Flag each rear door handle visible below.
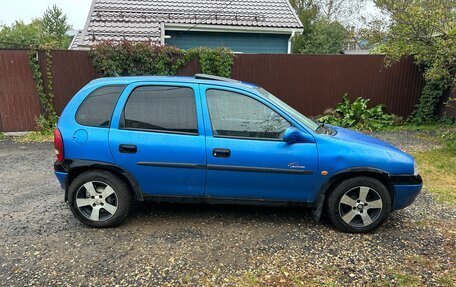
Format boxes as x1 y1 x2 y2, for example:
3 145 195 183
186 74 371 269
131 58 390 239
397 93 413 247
213 148 231 158
119 144 137 154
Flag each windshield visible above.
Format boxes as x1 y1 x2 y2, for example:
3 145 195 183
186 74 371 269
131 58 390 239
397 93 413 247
258 87 320 131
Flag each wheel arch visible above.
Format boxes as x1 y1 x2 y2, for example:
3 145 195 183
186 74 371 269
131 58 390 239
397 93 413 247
61 160 144 202
312 167 395 222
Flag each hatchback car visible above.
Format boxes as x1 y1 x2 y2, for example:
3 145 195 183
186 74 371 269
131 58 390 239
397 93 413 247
54 74 422 233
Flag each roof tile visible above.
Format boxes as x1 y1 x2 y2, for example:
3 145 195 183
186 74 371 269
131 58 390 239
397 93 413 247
72 0 302 49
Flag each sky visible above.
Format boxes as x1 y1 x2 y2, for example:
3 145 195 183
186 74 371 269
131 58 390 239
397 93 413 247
0 0 94 29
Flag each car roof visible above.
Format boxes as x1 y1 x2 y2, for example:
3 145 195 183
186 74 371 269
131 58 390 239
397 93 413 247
87 75 259 90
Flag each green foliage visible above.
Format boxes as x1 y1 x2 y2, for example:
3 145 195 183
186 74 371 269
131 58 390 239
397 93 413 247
440 129 456 150
374 0 455 82
20 131 54 142
293 18 348 54
290 0 349 54
90 41 234 78
184 47 234 78
318 94 396 131
410 80 447 124
41 5 72 48
90 41 184 76
0 5 71 49
29 49 58 133
0 20 44 48
373 0 455 120
358 18 388 50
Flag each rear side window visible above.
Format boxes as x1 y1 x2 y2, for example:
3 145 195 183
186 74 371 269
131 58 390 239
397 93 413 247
76 85 125 128
121 86 198 134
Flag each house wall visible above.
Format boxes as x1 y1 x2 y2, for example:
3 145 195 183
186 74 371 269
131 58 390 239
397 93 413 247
165 31 289 54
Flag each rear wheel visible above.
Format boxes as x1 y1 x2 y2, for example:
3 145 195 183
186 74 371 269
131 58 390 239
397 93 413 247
68 170 132 228
327 177 391 233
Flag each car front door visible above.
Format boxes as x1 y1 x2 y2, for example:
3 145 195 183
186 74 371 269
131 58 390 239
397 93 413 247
201 85 318 202
109 82 206 197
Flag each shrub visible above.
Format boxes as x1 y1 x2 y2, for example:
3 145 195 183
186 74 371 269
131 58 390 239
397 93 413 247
90 41 184 77
90 41 234 78
318 94 396 131
410 80 447 124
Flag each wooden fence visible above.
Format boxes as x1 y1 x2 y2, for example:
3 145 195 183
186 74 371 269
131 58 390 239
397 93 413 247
0 49 444 132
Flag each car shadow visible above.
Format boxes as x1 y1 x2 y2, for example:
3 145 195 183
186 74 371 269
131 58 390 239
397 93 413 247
128 201 319 226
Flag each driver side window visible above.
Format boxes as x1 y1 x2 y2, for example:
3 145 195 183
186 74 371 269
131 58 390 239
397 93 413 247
206 89 291 140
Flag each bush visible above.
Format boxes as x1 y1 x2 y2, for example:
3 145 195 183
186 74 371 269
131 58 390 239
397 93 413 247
90 41 184 77
318 94 396 131
90 41 234 78
410 80 447 124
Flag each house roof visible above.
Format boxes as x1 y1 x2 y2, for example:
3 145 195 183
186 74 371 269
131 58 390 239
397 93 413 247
70 0 303 49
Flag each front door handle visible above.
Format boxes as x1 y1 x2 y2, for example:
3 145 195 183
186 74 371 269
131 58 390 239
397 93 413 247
213 148 231 158
119 144 137 154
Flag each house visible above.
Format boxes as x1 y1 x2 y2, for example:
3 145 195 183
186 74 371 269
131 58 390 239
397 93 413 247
69 0 303 53
343 38 370 55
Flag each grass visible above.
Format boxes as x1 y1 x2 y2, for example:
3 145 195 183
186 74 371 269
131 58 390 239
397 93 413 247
390 272 423 287
0 132 5 140
18 131 54 143
411 147 456 205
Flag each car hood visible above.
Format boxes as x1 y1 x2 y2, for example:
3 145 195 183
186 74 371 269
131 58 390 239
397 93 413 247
329 126 399 150
315 125 414 175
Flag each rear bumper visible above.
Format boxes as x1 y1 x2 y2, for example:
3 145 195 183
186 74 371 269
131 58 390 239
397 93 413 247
54 161 67 188
390 175 422 210
55 171 68 189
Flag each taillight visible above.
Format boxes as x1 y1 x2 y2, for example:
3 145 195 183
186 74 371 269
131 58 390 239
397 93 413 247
54 128 64 162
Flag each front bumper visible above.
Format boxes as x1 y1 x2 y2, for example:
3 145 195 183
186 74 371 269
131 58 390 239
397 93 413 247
390 174 423 210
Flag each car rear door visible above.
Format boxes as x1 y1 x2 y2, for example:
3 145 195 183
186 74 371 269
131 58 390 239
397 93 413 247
109 82 206 197
201 85 318 202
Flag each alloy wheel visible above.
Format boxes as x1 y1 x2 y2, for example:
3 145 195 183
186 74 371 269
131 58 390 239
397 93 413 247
338 186 383 227
75 181 118 221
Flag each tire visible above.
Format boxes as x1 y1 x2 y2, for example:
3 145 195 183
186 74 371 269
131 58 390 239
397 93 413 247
68 170 132 228
326 177 391 233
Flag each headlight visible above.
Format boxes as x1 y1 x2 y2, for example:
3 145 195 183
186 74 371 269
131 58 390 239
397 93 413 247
414 160 419 176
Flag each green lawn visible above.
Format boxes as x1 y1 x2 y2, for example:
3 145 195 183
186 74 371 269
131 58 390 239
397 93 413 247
412 147 456 205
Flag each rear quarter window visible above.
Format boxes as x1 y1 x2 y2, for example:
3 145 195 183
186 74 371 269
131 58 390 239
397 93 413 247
75 85 126 128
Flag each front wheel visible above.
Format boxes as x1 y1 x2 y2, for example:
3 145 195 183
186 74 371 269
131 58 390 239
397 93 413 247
68 170 132 228
327 177 391 233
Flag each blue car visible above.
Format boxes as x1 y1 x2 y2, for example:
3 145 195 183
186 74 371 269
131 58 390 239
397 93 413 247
54 74 422 232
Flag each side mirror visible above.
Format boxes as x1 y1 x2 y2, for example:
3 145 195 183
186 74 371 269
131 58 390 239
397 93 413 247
283 127 315 144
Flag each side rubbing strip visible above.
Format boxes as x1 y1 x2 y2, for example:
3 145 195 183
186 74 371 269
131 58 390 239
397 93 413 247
207 164 313 175
137 162 205 169
136 162 313 174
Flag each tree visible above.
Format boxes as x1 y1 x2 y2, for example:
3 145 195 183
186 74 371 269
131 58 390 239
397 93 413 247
314 0 368 25
0 5 71 49
373 0 456 121
290 0 348 54
41 5 71 48
293 18 348 54
374 0 455 82
0 19 43 48
291 0 368 26
357 17 389 49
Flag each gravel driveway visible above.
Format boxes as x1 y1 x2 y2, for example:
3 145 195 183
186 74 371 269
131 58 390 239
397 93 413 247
0 133 454 286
